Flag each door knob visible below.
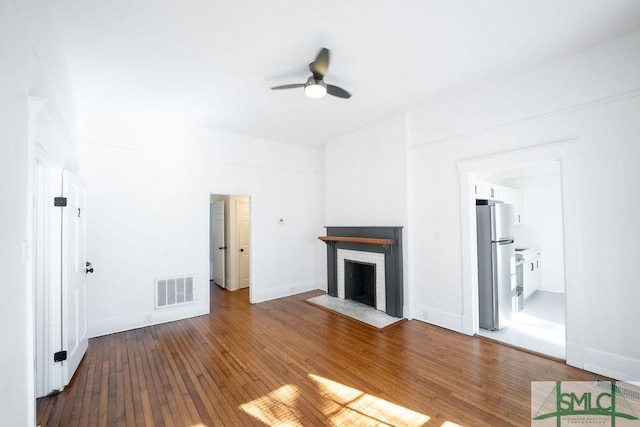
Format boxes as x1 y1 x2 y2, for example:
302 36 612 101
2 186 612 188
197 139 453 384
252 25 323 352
86 261 94 274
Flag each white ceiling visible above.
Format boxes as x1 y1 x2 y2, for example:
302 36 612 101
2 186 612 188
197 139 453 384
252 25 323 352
50 0 640 147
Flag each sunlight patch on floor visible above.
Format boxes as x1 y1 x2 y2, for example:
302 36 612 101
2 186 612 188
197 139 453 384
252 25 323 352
509 312 565 345
308 374 430 426
239 384 302 426
239 374 431 426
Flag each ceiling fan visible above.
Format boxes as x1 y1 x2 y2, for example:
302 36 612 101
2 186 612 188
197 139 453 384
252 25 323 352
271 48 351 99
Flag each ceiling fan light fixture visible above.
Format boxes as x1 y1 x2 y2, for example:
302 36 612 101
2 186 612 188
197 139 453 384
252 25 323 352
271 49 351 99
304 78 327 98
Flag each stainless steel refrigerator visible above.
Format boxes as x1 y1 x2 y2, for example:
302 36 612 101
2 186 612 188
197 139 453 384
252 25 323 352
476 202 516 330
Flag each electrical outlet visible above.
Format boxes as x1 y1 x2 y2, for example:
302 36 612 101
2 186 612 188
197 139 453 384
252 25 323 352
144 314 152 324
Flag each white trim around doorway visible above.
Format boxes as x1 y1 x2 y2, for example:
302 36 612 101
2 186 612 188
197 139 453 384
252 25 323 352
456 139 584 365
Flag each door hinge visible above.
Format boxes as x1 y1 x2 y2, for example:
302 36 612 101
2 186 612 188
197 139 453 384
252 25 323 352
54 197 67 207
54 350 67 362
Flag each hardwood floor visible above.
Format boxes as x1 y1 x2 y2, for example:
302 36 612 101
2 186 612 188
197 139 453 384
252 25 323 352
37 284 602 426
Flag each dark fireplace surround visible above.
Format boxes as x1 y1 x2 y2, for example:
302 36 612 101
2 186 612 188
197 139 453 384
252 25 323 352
319 226 403 318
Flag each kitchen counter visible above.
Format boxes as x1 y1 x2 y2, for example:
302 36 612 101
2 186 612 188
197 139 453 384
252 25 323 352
515 247 541 260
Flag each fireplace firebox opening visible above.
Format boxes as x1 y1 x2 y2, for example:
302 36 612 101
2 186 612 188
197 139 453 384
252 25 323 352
344 260 376 308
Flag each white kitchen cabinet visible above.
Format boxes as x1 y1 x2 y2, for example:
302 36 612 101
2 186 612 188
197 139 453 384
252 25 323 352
522 250 542 299
512 189 523 225
474 181 501 200
501 187 524 225
533 255 542 291
523 260 536 299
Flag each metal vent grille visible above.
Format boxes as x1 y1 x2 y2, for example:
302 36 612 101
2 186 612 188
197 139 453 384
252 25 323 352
594 380 640 401
155 275 194 309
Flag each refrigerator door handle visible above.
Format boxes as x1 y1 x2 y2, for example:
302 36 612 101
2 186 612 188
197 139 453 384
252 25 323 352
498 239 515 245
490 205 496 241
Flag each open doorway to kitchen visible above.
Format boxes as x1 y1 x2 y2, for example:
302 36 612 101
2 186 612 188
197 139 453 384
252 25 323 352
457 141 578 360
209 194 251 300
474 165 566 359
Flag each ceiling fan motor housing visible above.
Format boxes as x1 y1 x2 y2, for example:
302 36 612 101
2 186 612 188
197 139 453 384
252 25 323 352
305 76 326 89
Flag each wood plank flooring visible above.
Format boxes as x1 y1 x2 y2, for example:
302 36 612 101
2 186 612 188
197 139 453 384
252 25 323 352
37 284 603 426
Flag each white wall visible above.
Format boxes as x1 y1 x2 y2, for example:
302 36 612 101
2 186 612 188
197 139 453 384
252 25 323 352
407 31 640 379
325 115 408 226
78 115 319 337
504 174 565 293
315 146 327 290
0 0 77 425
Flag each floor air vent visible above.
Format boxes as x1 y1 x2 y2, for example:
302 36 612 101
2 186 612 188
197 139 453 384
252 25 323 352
594 380 640 401
155 275 194 309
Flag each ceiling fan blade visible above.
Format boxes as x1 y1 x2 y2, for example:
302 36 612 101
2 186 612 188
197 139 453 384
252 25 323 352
327 84 351 99
271 83 305 90
310 48 330 78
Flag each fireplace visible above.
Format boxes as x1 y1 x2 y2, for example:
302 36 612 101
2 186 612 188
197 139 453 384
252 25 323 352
319 226 403 317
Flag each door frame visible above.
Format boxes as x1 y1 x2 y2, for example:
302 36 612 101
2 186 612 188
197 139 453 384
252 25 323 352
209 194 253 301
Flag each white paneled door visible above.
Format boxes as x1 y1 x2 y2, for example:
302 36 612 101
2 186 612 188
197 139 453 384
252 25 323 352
237 200 250 289
213 200 226 288
61 170 89 386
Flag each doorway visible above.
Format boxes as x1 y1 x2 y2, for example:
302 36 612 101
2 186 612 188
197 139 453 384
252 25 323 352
209 194 251 295
457 141 578 360
474 167 566 359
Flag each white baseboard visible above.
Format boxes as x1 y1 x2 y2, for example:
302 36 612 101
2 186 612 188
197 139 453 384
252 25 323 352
251 279 317 303
461 316 475 336
567 342 640 381
89 302 210 338
315 278 328 292
566 341 585 369
411 304 464 333
403 305 413 320
225 279 239 291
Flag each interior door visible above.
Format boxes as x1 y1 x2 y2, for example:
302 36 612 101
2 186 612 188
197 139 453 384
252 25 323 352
61 170 89 386
237 200 250 289
212 200 226 288
35 163 65 396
